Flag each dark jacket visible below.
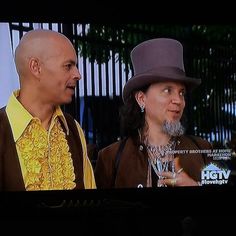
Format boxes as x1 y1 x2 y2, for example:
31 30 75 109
0 108 84 191
95 135 212 188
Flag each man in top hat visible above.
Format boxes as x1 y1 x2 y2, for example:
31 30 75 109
95 38 212 188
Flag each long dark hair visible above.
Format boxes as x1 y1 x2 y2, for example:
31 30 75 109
120 85 150 138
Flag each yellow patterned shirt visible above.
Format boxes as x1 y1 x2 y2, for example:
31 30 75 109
6 90 96 190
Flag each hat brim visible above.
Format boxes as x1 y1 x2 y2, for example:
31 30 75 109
123 70 201 103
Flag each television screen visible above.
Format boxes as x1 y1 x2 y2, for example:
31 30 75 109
0 22 235 190
0 17 236 234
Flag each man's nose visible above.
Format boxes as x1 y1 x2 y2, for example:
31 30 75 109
73 67 81 81
171 93 184 104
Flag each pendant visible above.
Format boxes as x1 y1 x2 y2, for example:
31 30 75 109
156 159 162 172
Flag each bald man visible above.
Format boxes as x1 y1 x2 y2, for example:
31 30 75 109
0 29 96 191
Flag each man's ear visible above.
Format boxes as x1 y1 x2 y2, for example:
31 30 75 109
29 57 41 78
134 90 145 107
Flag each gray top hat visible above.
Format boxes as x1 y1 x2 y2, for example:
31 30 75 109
122 38 201 103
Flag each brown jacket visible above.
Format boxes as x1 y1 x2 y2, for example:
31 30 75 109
0 108 84 191
95 135 212 188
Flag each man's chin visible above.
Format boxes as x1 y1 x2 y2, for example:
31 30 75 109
167 119 181 124
60 97 72 105
162 120 185 137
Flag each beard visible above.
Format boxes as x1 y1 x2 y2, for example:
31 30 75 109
162 120 185 137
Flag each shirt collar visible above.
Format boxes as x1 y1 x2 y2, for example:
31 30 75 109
6 90 69 142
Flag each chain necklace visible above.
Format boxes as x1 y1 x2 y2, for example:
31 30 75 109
146 139 175 163
146 138 176 187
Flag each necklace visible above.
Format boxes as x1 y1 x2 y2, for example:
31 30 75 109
146 138 176 187
146 139 175 162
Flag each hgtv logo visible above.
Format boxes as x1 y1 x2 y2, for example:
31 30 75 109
201 163 231 185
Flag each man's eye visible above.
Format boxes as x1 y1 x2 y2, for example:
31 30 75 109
163 88 171 93
65 64 72 69
180 91 185 96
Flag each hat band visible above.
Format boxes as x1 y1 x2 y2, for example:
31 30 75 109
134 66 186 78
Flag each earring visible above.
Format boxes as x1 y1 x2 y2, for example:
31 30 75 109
140 105 145 113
